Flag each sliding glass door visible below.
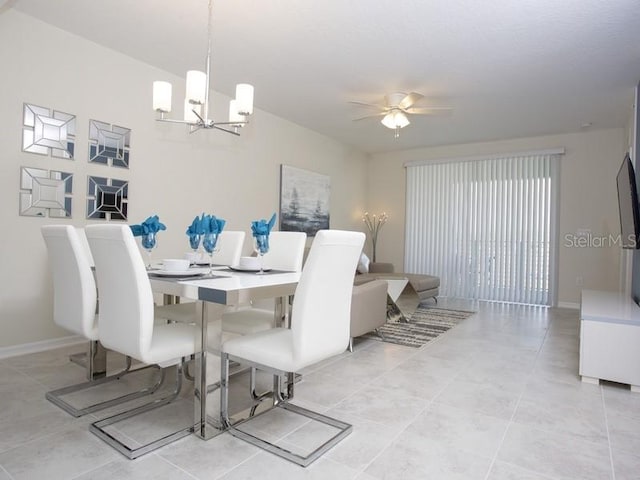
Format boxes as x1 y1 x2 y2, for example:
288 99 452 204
405 151 561 305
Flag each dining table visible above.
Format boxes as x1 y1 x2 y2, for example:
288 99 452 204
148 265 300 440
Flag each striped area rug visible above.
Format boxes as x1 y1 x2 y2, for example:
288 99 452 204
362 304 475 348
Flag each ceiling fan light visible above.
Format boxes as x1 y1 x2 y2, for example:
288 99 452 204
186 70 206 105
395 111 410 128
381 111 409 129
381 112 395 129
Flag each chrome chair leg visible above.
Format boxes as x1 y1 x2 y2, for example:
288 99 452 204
46 356 162 417
284 372 295 400
90 361 195 459
87 340 108 379
220 353 352 467
248 368 296 416
69 341 108 380
183 355 195 381
249 367 273 401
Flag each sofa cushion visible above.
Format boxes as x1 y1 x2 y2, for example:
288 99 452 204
355 272 382 285
368 262 394 273
350 279 388 338
405 274 440 292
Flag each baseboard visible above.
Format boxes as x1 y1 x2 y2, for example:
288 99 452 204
0 335 84 360
557 301 580 310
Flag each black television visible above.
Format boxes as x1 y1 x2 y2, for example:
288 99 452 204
616 153 640 249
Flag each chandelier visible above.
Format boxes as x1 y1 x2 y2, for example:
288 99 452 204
152 0 254 135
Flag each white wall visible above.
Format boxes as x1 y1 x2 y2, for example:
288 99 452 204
367 128 627 306
0 10 368 348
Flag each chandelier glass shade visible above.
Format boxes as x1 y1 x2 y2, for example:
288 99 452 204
152 0 254 135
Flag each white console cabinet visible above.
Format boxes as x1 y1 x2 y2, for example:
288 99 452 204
580 289 640 392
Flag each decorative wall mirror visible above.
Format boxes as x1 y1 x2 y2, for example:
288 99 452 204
19 167 73 217
22 103 75 159
88 120 131 168
86 176 128 220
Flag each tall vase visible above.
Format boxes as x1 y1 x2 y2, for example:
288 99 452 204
363 211 388 263
371 235 377 262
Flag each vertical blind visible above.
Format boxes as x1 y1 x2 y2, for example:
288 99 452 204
405 151 561 305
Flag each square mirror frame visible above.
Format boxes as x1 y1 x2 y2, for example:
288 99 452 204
87 175 128 220
22 103 75 159
20 167 73 217
88 120 131 168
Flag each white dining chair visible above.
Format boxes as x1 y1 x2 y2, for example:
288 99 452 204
65 227 107 378
41 226 97 345
210 230 245 266
76 227 94 267
222 231 307 335
42 225 163 417
154 230 246 324
85 224 199 459
220 230 365 467
260 231 307 271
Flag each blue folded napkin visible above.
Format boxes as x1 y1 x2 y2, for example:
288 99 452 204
202 214 226 234
185 214 205 236
130 215 166 237
251 213 276 237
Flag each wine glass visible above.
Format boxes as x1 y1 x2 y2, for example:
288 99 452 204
202 232 219 274
141 232 157 270
253 234 269 275
188 234 201 265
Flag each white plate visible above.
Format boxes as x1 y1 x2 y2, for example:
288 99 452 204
229 265 272 273
150 270 205 277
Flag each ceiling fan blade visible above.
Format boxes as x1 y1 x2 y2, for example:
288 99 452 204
398 92 424 110
352 112 386 121
406 106 453 115
348 101 384 110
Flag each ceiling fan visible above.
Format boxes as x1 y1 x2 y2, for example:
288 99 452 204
350 92 451 138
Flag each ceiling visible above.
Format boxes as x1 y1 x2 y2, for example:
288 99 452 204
7 0 640 154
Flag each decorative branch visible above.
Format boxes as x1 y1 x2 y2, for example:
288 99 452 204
362 211 388 262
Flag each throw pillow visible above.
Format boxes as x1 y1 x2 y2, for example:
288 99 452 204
357 252 370 274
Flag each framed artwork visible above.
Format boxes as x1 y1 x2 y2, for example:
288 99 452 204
279 165 330 236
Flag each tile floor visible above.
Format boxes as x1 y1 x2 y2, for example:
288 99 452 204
1 298 640 479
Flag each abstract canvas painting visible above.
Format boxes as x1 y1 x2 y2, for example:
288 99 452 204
279 165 330 236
